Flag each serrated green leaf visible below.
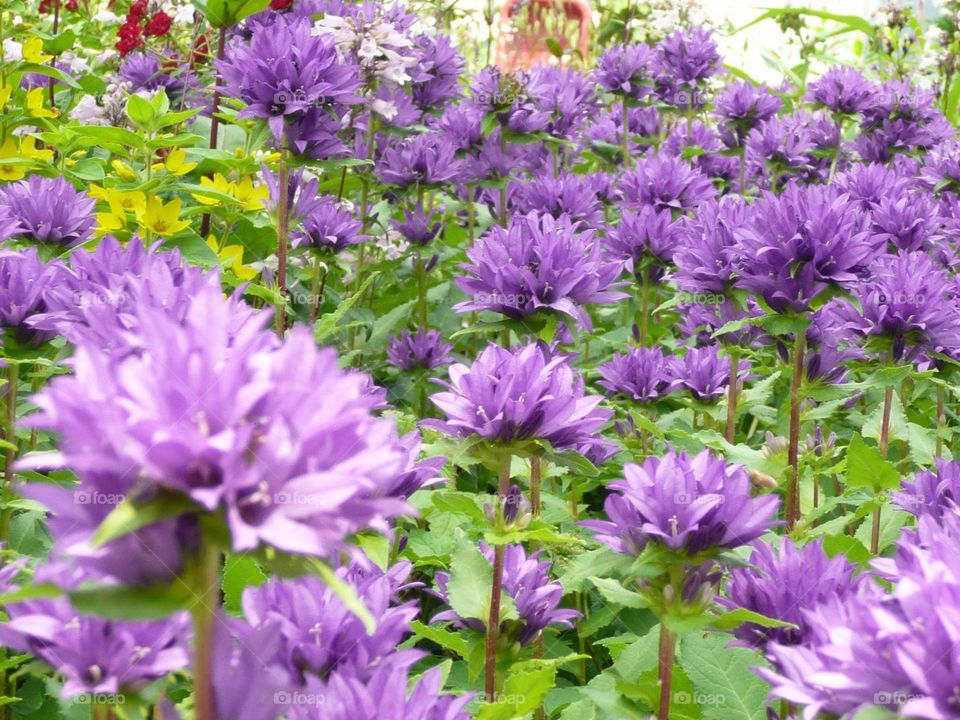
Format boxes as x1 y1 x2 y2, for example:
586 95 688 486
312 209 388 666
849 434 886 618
680 633 770 720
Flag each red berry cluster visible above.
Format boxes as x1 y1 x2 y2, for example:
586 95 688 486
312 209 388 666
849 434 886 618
116 0 172 56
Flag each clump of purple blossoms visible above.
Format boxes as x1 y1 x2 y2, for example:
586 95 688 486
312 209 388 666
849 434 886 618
806 66 876 115
618 154 716 214
218 16 360 157
733 184 874 313
719 538 863 650
0 248 66 346
411 33 464 111
291 195 364 253
674 345 750 403
424 342 611 451
24 283 412 560
713 80 782 149
597 346 680 403
454 212 625 331
672 196 747 294
0 176 95 248
510 174 605 227
391 203 444 246
433 543 579 646
527 65 599 142
857 80 953 163
604 205 682 284
894 458 960 522
582 448 779 557
387 327 453 371
655 26 720 110
594 44 655 100
376 132 463 189
0 564 190 698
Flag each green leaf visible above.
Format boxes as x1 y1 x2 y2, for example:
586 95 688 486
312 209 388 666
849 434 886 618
845 433 900 494
445 539 516 625
589 577 648 609
92 492 198 547
823 534 872 565
410 620 469 659
314 272 379 342
126 94 156 129
476 661 557 720
221 554 267 614
0 583 61 606
711 608 796 631
311 558 376 634
680 633 770 720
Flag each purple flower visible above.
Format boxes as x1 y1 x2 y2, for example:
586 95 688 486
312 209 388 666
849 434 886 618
594 44 655 100
847 251 960 361
119 52 179 93
23 283 411 559
833 162 915 211
856 80 953 162
433 543 579 645
674 345 749 402
662 120 737 182
0 206 21 242
376 133 463 189
584 105 660 159
596 346 680 403
510 174 605 227
0 176 95 248
618 154 716 214
384 431 446 500
219 16 358 136
467 67 549 134
806 66 876 115
744 114 816 189
672 197 747 294
713 80 782 148
894 458 960 521
391 204 445 246
654 27 720 109
291 195 364 253
582 448 779 557
719 538 863 650
0 248 66 345
386 327 453 371
0 565 190 698
678 298 766 348
242 560 419 683
870 193 942 253
526 65 598 140
424 341 611 451
411 33 464 110
733 184 874 313
454 212 625 331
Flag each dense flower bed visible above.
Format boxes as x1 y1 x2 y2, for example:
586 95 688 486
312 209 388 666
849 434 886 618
2 1 960 718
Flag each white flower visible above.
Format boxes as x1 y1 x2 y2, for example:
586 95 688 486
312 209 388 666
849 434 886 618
2 39 23 62
70 95 107 126
92 9 122 22
370 98 398 120
172 3 195 25
62 52 90 74
358 37 380 61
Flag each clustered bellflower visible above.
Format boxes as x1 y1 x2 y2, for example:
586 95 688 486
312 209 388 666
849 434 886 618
0 176 96 248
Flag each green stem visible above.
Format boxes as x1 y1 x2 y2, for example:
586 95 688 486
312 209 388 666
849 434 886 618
529 456 541 518
621 96 631 167
485 454 512 702
416 251 427 326
786 328 806 531
199 25 227 239
309 254 327 325
657 624 677 720
725 349 739 443
275 146 289 334
872 383 894 554
936 385 946 457
2 363 18 548
191 541 220 720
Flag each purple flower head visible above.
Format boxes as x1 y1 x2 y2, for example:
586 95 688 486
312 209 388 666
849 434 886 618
870 193 943 253
662 120 737 182
411 33 464 110
436 105 484 153
594 43 655 100
733 184 875 313
242 560 419 683
424 341 611 451
433 543 579 645
391 203 445 246
376 133 462 189
674 345 749 402
850 251 960 361
743 114 816 189
894 458 960 522
833 162 915 211
0 248 66 345
384 431 446 500
526 65 598 140
654 27 720 109
719 538 863 650
454 212 626 331
119 53 179 93
467 67 549 134
584 105 660 159
0 565 190 698
582 448 779 557
806 66 876 115
618 154 716 214
857 80 954 162
510 174 605 227
290 655 473 720
386 327 453 371
291 195 364 253
677 298 766 348
0 206 21 243
713 80 782 148
605 203 686 283
920 140 960 195
596 346 680 403
24 283 411 559
672 196 747 294
0 176 95 248
218 16 360 144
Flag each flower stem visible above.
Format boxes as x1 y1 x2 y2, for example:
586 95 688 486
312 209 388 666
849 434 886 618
529 456 541 518
936 385 946 457
725 348 739 443
872 384 894 554
786 329 806 531
275 147 289 334
199 25 228 239
484 453 511 702
191 540 221 720
639 271 650 345
621 96 631 167
2 362 18 549
657 624 677 720
309 254 328 325
415 251 427 326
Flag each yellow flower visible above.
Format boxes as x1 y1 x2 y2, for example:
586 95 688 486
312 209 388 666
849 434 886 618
232 176 268 211
18 136 53 162
154 148 197 177
137 196 190 236
96 211 125 236
0 136 53 181
192 173 233 206
111 160 138 182
0 84 11 110
22 37 52 64
26 87 57 119
106 189 146 217
206 235 257 281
